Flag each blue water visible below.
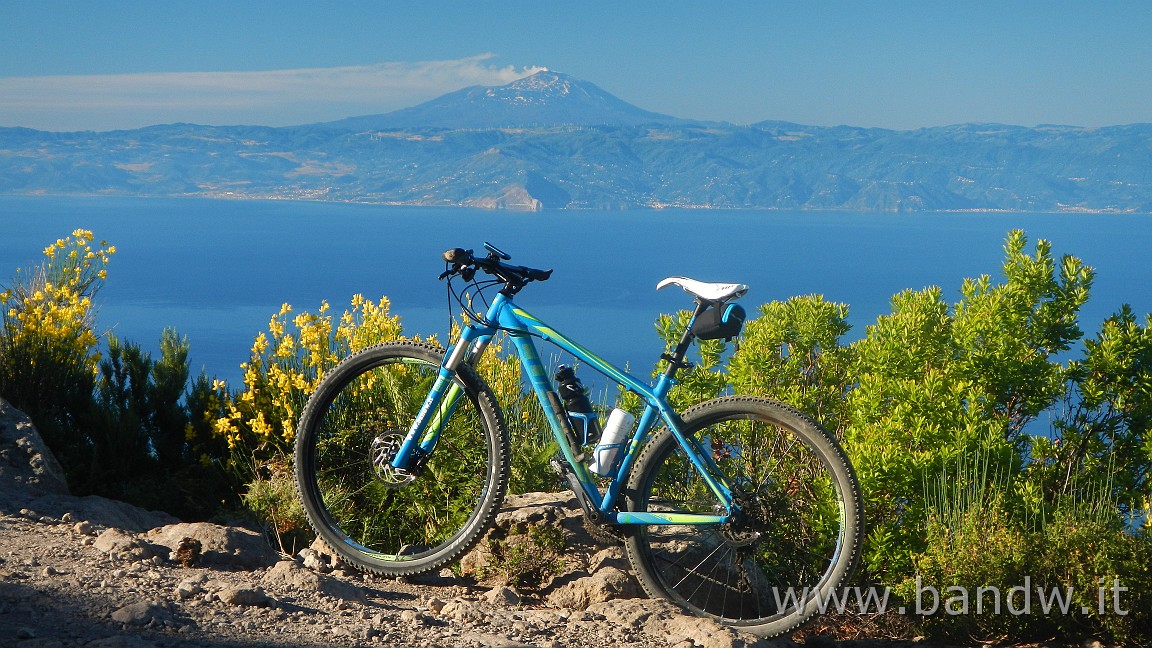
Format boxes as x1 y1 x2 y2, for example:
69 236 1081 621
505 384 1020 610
2 196 1150 388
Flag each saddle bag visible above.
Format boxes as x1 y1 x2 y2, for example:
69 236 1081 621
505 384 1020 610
691 302 746 341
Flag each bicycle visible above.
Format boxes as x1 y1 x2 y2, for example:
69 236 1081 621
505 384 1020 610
294 242 863 637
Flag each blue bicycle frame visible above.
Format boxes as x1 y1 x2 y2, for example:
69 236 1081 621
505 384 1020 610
390 291 738 527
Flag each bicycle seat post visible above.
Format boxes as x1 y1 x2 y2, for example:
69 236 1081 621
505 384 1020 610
660 300 709 379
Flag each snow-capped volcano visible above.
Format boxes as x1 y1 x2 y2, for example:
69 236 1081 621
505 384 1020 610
317 70 687 130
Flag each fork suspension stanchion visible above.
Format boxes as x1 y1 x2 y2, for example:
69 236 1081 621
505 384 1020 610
391 324 496 468
390 368 456 469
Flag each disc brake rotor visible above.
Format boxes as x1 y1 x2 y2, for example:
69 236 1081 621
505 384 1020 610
370 433 416 487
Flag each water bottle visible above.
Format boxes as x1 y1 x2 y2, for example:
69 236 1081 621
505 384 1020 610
554 365 600 443
588 408 634 477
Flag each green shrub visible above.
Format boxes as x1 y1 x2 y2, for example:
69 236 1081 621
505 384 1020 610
905 459 1152 643
1034 305 1152 521
845 231 1093 582
1024 480 1152 644
900 453 1038 640
728 294 854 434
478 522 567 589
905 500 1034 640
242 454 310 554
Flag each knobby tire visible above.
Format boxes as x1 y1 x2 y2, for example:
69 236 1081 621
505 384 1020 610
294 341 510 576
623 396 862 638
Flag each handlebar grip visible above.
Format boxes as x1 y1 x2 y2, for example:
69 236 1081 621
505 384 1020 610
443 248 473 264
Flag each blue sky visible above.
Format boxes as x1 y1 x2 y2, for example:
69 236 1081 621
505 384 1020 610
2 1 1150 132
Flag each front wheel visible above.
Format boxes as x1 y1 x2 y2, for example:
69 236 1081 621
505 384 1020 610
623 396 862 638
294 341 509 576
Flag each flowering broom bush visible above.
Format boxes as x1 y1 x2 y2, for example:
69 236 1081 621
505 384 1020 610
0 229 113 483
208 296 404 543
1 230 235 518
212 297 555 546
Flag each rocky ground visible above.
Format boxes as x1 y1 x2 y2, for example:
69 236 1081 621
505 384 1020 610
0 398 911 648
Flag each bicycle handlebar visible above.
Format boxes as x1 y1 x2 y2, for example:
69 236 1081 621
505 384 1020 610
440 246 553 292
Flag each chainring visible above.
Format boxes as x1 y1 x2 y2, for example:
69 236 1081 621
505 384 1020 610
582 512 625 546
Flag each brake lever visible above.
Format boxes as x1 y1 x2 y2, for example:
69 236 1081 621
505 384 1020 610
438 263 478 281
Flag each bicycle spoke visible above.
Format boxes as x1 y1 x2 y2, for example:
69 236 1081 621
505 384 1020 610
669 533 728 590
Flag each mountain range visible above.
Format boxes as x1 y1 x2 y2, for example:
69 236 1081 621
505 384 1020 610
1 70 1149 212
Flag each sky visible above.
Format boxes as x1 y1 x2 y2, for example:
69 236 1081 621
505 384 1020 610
2 1 1150 132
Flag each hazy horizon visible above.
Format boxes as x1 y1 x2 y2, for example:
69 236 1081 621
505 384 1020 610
3 2 1151 132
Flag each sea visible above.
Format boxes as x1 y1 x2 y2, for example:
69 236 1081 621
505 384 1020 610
2 195 1150 391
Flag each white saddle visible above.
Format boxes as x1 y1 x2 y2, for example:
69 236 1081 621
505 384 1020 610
657 276 748 302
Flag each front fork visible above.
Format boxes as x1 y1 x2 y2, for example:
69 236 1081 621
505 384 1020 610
389 327 493 472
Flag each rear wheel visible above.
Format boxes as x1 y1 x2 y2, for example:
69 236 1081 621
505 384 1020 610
294 341 509 576
624 396 862 638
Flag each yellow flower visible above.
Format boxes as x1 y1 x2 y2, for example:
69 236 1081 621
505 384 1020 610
250 413 272 439
213 418 233 436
